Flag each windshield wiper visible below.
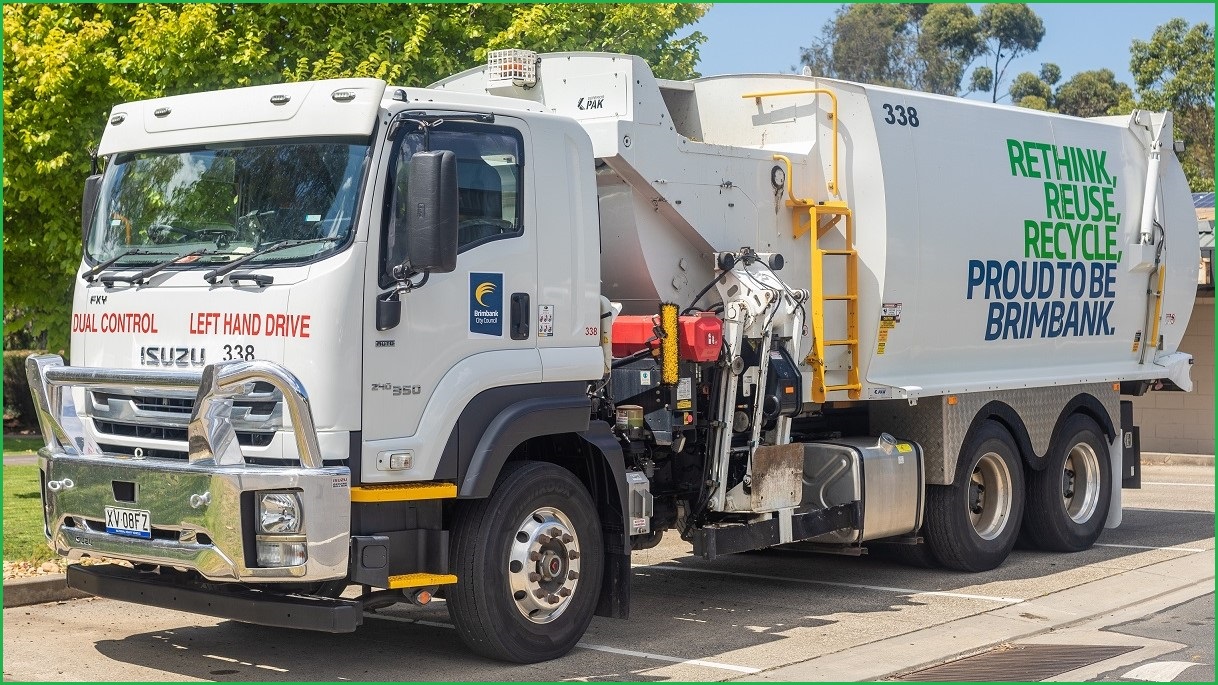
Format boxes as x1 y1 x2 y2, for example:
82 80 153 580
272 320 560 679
204 237 341 285
100 249 209 287
82 249 171 282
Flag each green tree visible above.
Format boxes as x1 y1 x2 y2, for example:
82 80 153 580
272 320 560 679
1130 18 1214 192
2 3 708 350
800 3 984 95
1053 69 1133 118
971 3 1045 103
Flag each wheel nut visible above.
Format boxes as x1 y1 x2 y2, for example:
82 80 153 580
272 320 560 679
568 570 579 580
568 550 580 560
561 533 573 544
537 534 551 545
559 587 571 597
528 551 541 561
534 588 547 598
549 527 561 537
546 594 560 605
528 572 541 582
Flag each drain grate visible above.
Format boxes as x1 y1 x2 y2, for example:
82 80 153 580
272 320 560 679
895 644 1138 681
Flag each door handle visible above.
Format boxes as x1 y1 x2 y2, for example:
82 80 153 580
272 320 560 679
510 292 530 340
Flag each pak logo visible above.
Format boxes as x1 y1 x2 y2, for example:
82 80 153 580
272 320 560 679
577 95 604 111
470 272 504 337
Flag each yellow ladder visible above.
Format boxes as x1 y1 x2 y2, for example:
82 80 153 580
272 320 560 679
742 87 859 402
787 193 861 402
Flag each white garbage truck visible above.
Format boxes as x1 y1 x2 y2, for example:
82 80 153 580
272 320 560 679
29 51 1197 662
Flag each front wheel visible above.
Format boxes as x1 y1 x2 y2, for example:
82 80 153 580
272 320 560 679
447 461 603 663
1022 414 1112 552
924 421 1025 572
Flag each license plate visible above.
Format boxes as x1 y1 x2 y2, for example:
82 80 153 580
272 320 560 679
104 506 151 539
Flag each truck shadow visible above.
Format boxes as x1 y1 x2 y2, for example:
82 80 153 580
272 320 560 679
89 508 1211 681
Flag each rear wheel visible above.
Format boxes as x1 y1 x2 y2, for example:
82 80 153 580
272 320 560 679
924 421 1025 572
1022 414 1111 552
447 461 603 663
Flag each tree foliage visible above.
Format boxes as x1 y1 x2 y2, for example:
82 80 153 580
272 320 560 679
2 3 708 349
1054 69 1133 119
973 3 1045 103
1011 66 1133 119
800 3 984 95
1130 18 1214 192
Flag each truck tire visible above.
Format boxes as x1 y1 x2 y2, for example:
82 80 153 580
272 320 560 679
447 461 604 663
1022 414 1111 552
924 421 1024 572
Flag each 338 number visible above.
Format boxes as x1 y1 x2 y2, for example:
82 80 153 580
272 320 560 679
223 344 256 361
881 103 920 127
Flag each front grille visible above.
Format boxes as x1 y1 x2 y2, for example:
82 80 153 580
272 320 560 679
95 423 274 447
92 392 277 418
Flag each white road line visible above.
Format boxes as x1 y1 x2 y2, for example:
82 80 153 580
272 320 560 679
638 564 1025 604
363 613 760 673
1096 543 1208 553
1122 660 1201 681
1125 507 1216 516
256 664 290 673
203 654 239 663
1140 481 1215 488
575 642 761 674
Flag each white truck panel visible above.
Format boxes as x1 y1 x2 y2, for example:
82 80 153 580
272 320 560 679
98 78 387 155
434 54 1198 401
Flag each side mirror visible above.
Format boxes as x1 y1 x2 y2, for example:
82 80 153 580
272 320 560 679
82 174 102 245
391 149 458 276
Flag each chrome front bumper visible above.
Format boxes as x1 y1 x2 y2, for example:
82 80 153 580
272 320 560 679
27 355 350 582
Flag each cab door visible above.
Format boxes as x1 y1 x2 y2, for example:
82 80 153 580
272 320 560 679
361 116 539 479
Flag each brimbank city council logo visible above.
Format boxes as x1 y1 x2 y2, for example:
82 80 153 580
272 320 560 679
470 272 503 337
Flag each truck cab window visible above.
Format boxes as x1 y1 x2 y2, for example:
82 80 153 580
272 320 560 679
88 141 367 267
390 125 523 253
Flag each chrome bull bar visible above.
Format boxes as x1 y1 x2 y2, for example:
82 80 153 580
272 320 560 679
25 354 350 582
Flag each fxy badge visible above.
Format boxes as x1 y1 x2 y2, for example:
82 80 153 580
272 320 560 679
470 272 504 338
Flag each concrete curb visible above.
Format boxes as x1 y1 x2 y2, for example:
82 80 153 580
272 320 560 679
1142 452 1215 467
2 573 89 608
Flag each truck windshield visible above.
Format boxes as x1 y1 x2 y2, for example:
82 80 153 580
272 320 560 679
85 141 368 267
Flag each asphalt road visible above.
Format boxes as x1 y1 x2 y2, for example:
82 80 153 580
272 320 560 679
3 462 1213 682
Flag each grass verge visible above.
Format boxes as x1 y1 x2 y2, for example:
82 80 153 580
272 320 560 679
2 435 42 455
3 464 54 564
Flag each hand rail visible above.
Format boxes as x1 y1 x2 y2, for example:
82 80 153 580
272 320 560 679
741 87 840 197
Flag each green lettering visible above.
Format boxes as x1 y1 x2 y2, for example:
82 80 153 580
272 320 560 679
1053 222 1070 259
1053 145 1073 181
1043 182 1062 219
1101 186 1117 223
1024 220 1041 257
1077 147 1095 183
1041 220 1054 258
1023 141 1042 179
1105 224 1119 261
1060 182 1076 220
1080 224 1095 260
1007 139 1029 177
1066 221 1082 259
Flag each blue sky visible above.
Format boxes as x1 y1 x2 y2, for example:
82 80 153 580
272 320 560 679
692 3 1216 99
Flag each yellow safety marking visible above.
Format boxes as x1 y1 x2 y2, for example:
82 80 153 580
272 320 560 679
388 573 458 589
349 482 457 503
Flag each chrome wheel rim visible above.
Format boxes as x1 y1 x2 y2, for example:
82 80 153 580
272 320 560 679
1063 443 1101 523
508 506 581 624
967 451 1013 540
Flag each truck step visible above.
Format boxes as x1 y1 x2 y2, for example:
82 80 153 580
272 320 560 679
690 502 860 560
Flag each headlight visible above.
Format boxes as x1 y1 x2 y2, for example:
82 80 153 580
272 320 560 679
258 491 302 534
